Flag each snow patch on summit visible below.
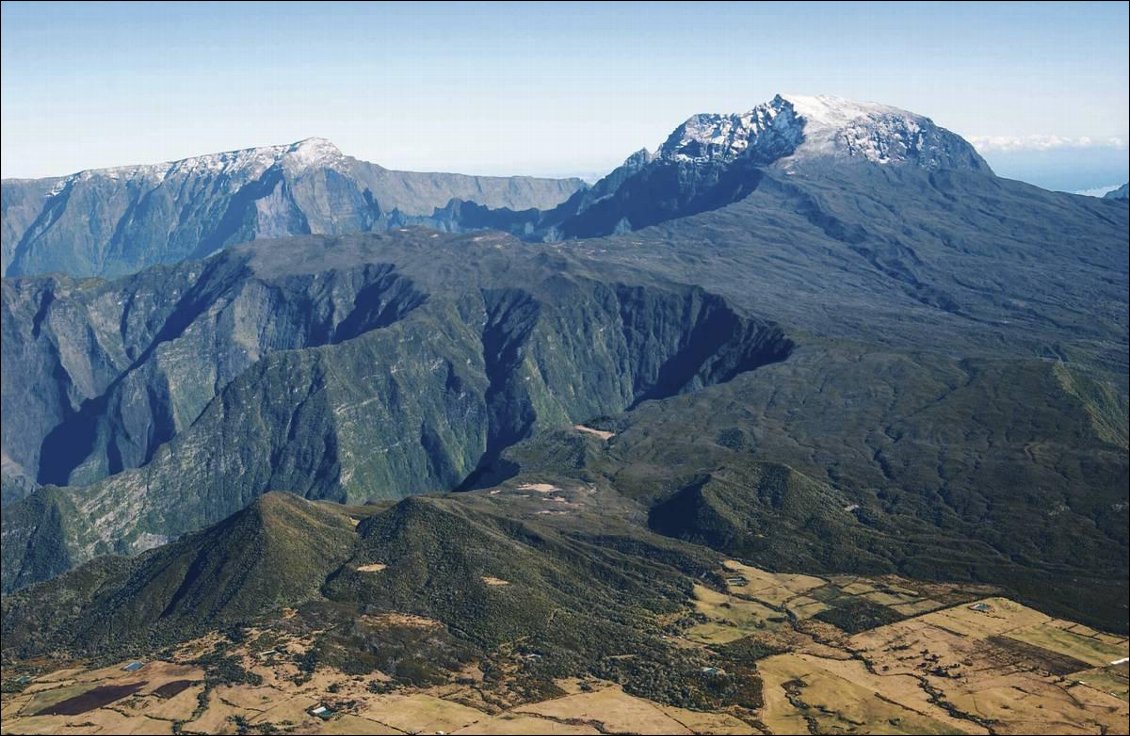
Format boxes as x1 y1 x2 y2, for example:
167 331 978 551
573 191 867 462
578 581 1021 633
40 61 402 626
782 94 912 129
48 138 349 196
163 137 348 178
281 137 348 170
635 94 989 174
782 94 921 159
779 94 989 171
655 96 804 165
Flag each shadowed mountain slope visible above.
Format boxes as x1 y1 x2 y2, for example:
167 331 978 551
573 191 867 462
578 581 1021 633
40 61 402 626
2 231 791 591
1 490 718 665
1 138 584 278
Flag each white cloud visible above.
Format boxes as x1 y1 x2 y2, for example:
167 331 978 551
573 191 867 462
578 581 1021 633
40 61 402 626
1073 184 1123 197
969 135 1127 153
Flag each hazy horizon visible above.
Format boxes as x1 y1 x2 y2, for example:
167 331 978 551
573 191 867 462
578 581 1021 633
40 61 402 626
2 1 1127 191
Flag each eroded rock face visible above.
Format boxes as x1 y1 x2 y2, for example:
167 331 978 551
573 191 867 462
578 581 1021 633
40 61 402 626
1 138 585 278
1 230 791 591
5 260 427 488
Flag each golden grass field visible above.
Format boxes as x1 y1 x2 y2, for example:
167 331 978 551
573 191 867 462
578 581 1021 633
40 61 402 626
3 562 1126 735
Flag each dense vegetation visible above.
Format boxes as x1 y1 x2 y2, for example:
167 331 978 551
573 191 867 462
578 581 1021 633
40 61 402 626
2 134 1126 642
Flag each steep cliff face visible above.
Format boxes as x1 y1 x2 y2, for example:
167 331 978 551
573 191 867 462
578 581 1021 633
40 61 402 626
1 230 791 591
3 259 427 488
1 177 58 272
1 138 585 278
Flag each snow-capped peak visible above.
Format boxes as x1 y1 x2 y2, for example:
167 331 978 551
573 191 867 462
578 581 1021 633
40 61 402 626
162 137 348 178
48 138 350 194
780 94 936 167
280 137 347 169
655 95 803 165
780 94 913 130
646 94 989 173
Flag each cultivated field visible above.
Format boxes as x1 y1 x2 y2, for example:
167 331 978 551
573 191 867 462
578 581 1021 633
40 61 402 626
3 563 1126 735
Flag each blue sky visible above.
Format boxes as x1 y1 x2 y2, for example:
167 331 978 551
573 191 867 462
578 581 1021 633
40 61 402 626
2 1 1127 191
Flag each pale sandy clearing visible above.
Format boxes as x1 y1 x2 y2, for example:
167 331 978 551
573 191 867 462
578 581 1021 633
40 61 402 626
517 483 557 493
573 425 614 440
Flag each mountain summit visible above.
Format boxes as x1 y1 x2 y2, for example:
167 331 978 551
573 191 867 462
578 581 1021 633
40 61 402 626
452 94 995 241
654 94 990 172
1 96 996 276
52 136 350 186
